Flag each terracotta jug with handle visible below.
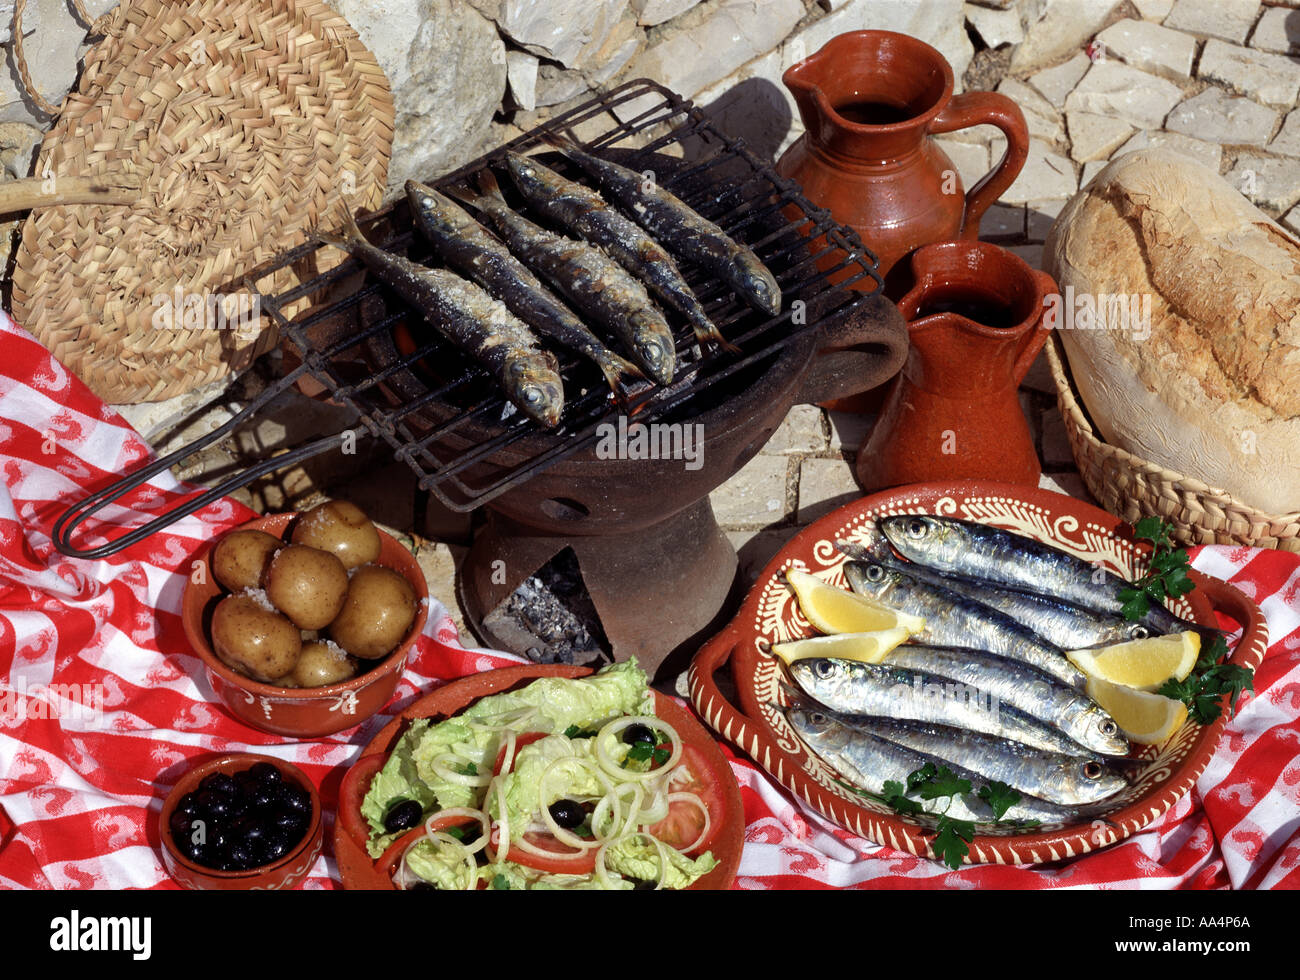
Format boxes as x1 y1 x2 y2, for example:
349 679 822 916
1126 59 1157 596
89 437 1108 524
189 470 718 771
856 240 1054 491
776 30 1029 296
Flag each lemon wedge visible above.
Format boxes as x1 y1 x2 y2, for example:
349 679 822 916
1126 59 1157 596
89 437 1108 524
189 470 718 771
771 627 911 666
785 568 926 635
1085 677 1189 745
1066 631 1200 692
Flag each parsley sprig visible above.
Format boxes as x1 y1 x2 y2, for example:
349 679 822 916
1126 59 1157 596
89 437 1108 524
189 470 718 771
623 732 672 768
1158 632 1254 724
840 764 1029 869
1119 517 1196 621
1120 518 1253 725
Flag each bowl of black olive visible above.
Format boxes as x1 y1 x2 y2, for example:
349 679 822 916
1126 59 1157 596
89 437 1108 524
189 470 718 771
159 753 323 890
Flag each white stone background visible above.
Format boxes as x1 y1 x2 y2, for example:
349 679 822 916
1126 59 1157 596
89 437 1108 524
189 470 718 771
2 0 1298 639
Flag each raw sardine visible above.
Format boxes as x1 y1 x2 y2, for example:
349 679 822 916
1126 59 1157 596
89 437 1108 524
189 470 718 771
543 135 782 317
789 657 1095 757
449 171 677 386
501 152 738 353
843 559 1087 689
883 645 1129 756
317 209 564 427
828 713 1128 807
785 708 1103 827
405 179 644 397
879 515 1203 639
867 544 1153 649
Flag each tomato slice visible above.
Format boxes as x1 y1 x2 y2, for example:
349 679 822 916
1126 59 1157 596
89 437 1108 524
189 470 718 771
379 815 481 885
646 744 725 856
492 731 549 777
489 732 598 874
338 753 387 852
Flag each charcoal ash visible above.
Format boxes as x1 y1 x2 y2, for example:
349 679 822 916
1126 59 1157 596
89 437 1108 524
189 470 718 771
483 548 610 666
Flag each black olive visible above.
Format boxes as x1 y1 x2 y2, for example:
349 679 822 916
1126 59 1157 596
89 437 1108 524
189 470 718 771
273 809 307 838
198 772 238 797
261 831 293 863
249 761 282 784
278 784 312 815
384 799 423 835
547 799 585 829
231 815 267 847
628 877 657 890
407 881 436 891
169 810 196 841
196 789 232 821
622 724 655 746
226 841 257 870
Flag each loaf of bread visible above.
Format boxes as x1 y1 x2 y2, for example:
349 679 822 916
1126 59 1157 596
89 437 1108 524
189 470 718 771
1043 148 1300 515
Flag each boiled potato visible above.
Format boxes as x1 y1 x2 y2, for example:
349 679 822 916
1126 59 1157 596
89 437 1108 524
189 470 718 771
292 641 359 687
211 529 281 592
329 564 417 660
291 500 381 570
211 594 302 683
264 545 349 630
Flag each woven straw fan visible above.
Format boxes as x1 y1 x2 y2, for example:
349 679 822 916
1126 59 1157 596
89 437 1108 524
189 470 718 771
8 0 394 404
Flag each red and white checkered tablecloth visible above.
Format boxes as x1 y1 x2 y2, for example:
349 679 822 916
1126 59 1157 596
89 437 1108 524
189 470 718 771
1 311 1298 890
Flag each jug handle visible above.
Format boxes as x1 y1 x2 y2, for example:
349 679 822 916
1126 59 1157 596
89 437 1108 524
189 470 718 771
1011 268 1057 383
930 91 1029 238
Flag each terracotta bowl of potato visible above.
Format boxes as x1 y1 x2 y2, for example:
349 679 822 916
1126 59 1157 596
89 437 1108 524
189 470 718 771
181 504 429 738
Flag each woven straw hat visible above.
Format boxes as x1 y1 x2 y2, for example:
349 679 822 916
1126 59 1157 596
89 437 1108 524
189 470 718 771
10 0 394 404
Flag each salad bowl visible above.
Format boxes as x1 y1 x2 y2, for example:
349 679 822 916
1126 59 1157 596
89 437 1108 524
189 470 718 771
334 663 746 889
688 481 1269 866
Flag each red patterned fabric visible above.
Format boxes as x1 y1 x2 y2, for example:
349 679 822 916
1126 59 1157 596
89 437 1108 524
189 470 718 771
1 312 1297 890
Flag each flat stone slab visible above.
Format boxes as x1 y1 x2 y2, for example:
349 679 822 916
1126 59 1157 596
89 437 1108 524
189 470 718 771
1027 52 1091 109
1093 18 1197 77
1251 6 1300 56
1064 62 1184 130
998 77 1066 145
762 404 829 455
1164 88 1279 147
966 2 1025 48
709 452 790 527
827 410 876 453
1112 128 1224 171
980 201 1026 238
935 137 992 191
796 456 863 524
1271 110 1300 158
1164 0 1262 44
1010 0 1125 75
1001 138 1078 203
1225 154 1300 214
1131 0 1174 19
1198 38 1300 108
1080 159 1108 186
1067 110 1135 162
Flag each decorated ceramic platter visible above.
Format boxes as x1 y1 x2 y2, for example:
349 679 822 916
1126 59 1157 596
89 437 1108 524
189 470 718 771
334 664 745 889
688 481 1269 867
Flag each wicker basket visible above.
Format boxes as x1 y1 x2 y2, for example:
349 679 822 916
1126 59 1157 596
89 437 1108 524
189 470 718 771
1046 334 1300 553
10 0 394 404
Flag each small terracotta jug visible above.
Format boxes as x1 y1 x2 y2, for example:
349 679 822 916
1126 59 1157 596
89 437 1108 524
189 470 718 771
856 241 1055 491
776 30 1029 295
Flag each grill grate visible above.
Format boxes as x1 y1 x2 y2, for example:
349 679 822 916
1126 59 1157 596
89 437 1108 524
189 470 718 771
240 78 883 513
